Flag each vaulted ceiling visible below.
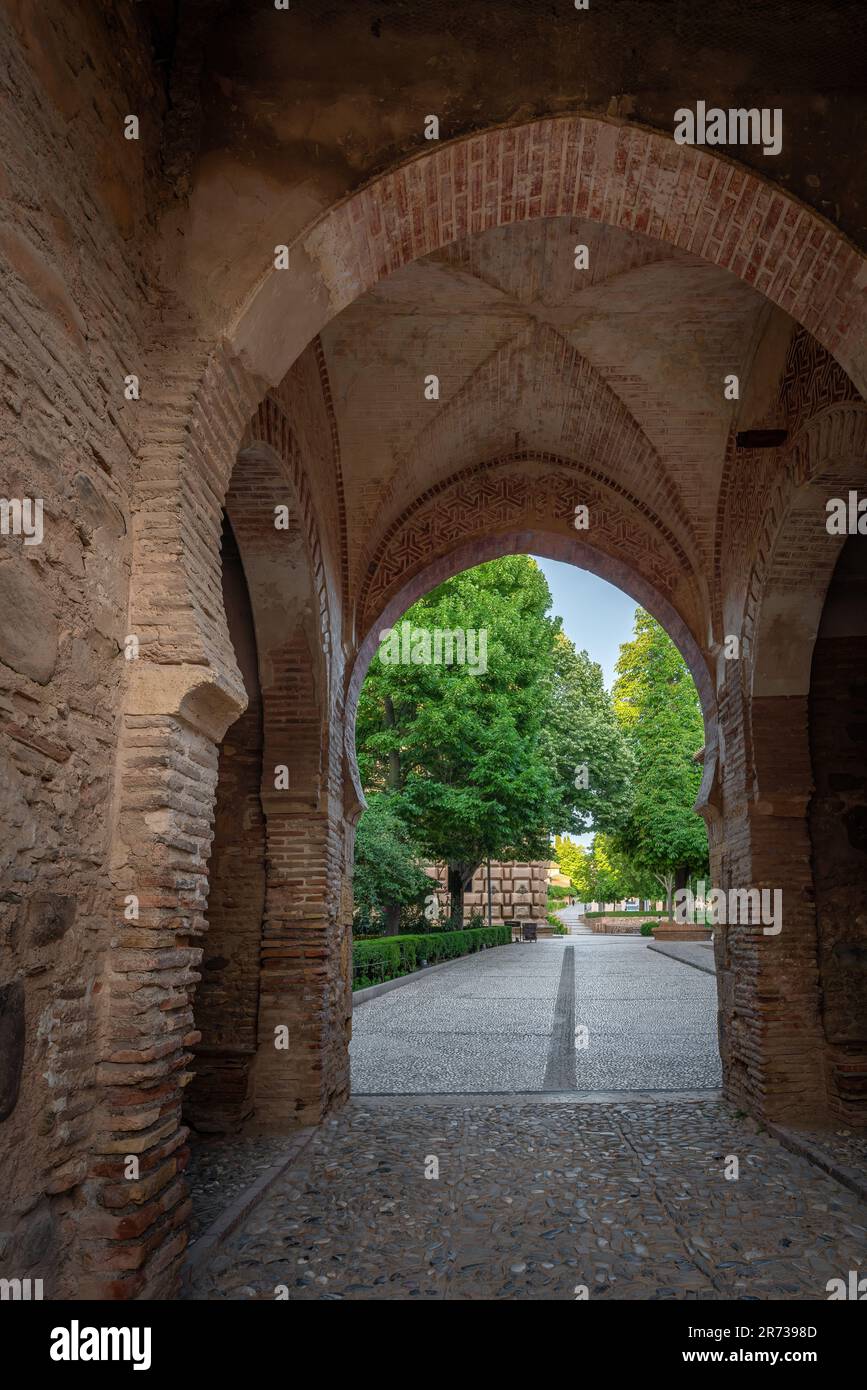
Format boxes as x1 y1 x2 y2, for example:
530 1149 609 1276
318 215 785 592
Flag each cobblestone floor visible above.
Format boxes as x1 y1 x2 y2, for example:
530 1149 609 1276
819 1130 867 1176
186 1135 291 1241
185 1096 867 1301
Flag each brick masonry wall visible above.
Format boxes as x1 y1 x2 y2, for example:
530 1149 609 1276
183 521 266 1135
808 536 867 1124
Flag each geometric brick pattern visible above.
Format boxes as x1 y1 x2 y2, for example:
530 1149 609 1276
780 324 862 439
360 455 695 629
354 318 703 589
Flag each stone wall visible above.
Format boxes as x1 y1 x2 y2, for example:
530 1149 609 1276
587 918 645 935
0 0 164 1299
425 862 550 924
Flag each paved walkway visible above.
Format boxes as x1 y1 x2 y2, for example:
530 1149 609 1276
555 903 594 934
350 938 721 1094
186 1094 867 1300
648 939 717 976
185 945 867 1301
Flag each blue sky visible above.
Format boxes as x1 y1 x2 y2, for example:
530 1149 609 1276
532 557 639 691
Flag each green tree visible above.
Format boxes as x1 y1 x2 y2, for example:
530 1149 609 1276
553 834 585 890
352 793 432 934
542 635 634 837
610 611 708 917
356 557 565 923
560 836 617 907
557 833 642 909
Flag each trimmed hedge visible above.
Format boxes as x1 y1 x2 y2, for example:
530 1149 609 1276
353 925 511 990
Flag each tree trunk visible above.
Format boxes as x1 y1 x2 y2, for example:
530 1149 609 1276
668 867 689 920
382 903 402 936
447 862 478 927
654 871 676 922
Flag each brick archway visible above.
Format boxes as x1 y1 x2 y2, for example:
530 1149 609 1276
129 119 867 757
357 320 702 573
356 453 703 632
748 403 867 706
230 115 867 397
94 114 867 1299
185 428 337 1137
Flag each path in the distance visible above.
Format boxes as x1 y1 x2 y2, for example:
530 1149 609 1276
350 937 721 1095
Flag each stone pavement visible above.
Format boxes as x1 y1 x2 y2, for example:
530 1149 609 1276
555 903 594 933
648 939 717 975
186 1135 292 1241
350 938 721 1094
185 1095 867 1301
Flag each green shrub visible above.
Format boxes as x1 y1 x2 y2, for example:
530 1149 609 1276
547 884 571 903
352 924 510 990
547 913 568 935
640 921 657 937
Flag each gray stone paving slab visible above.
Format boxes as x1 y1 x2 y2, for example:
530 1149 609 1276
648 940 717 975
186 1096 867 1301
542 944 576 1091
351 936 721 1094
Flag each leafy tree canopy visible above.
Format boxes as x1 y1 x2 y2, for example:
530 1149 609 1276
542 634 635 838
555 832 656 904
356 557 563 873
609 610 708 895
352 793 433 920
355 557 635 920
